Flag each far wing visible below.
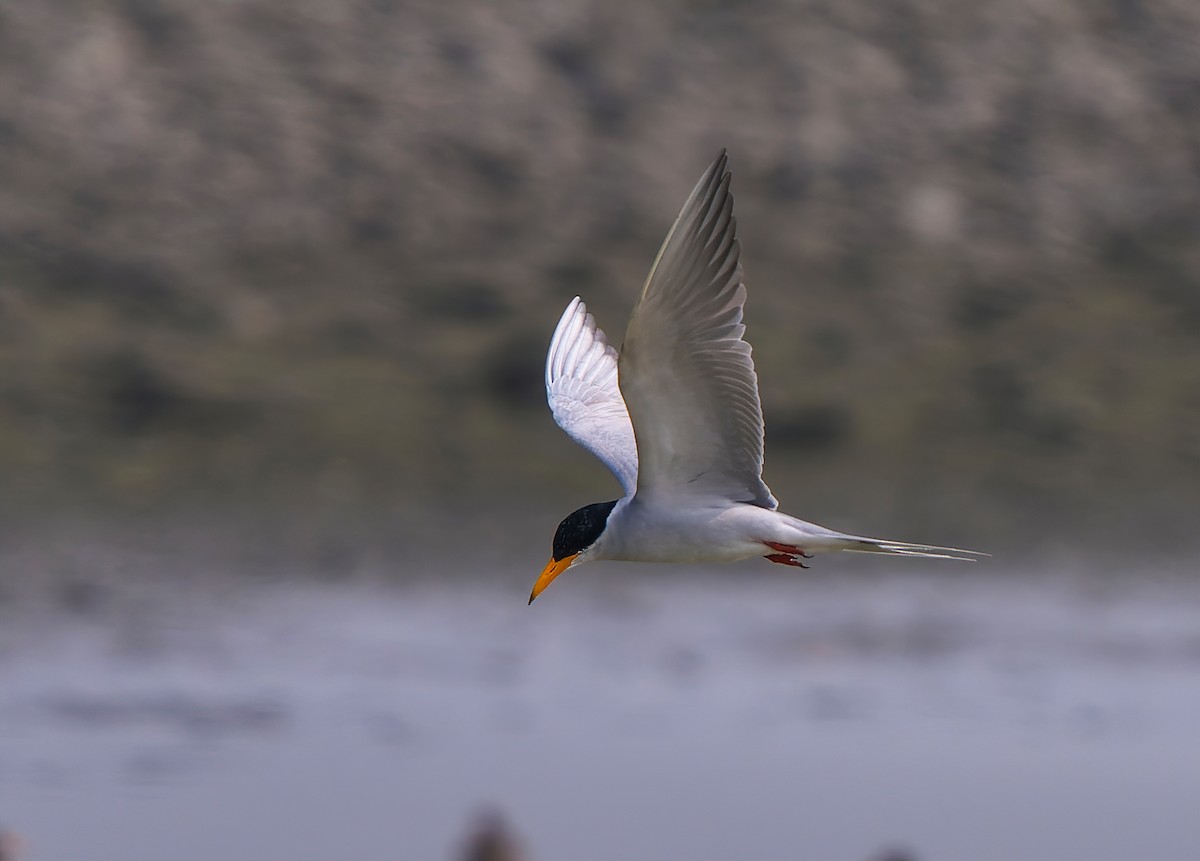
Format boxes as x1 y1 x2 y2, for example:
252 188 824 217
617 150 777 508
545 297 638 497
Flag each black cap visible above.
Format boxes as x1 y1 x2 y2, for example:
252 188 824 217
551 500 618 561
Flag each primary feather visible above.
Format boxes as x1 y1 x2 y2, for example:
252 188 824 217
619 149 777 509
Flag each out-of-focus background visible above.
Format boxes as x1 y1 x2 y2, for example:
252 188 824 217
2 3 1199 860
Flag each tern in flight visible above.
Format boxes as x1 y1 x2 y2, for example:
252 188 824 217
531 150 979 603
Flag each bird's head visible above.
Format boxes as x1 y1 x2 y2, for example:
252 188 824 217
529 500 618 603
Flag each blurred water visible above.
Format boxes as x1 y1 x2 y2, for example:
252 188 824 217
1 569 1199 861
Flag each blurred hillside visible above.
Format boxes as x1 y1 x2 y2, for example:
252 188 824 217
2 0 1199 551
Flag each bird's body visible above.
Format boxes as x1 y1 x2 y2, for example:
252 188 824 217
594 498 866 564
531 150 980 602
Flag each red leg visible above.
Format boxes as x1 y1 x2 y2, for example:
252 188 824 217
764 541 813 559
764 553 809 568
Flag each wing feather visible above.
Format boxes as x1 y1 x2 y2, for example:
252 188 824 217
545 297 638 496
618 150 777 508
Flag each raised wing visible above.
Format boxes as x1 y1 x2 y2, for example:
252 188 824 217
617 150 777 508
545 297 638 496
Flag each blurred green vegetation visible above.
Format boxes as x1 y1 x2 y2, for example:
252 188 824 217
1 0 1199 555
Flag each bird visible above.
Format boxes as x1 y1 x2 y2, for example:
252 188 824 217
530 150 981 603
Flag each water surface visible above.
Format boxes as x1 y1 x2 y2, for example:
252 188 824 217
2 568 1198 860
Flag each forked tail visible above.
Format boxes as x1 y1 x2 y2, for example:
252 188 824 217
840 536 986 561
771 511 986 562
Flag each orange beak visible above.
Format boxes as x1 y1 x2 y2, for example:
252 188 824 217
529 554 577 604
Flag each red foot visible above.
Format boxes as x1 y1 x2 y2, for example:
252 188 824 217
763 541 813 559
764 553 809 568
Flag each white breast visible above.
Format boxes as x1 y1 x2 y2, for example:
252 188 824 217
593 497 782 563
